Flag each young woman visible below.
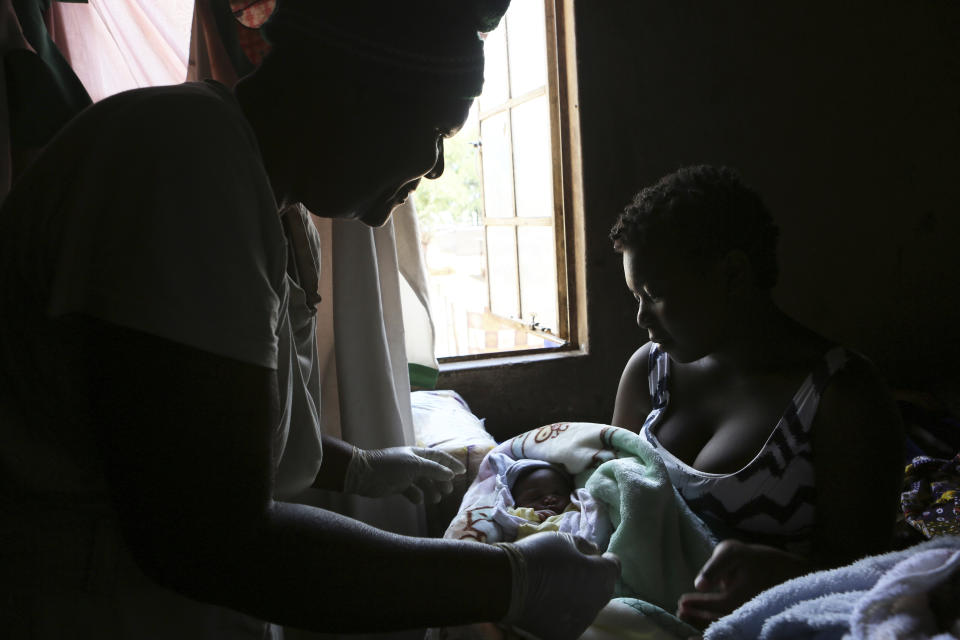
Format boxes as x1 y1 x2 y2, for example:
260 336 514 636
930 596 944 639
609 165 904 628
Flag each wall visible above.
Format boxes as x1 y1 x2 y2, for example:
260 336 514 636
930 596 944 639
442 1 960 442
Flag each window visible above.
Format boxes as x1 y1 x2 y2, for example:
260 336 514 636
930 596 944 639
413 0 579 361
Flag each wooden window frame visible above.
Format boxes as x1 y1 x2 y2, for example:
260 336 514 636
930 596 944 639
439 0 585 367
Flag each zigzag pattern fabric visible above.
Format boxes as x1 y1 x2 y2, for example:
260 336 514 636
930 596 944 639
641 344 850 555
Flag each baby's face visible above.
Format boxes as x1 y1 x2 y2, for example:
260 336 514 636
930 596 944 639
512 468 572 516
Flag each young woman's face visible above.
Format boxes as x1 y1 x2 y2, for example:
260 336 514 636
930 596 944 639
622 244 729 363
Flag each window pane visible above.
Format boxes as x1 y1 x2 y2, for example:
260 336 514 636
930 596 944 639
506 0 547 97
480 111 515 218
412 0 570 359
420 224 488 358
486 226 520 319
511 96 553 218
518 225 559 334
478 25 509 111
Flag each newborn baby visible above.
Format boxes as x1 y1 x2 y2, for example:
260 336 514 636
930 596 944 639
489 457 610 548
509 464 574 521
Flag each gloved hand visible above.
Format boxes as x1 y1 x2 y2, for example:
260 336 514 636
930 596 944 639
496 532 620 640
343 446 466 504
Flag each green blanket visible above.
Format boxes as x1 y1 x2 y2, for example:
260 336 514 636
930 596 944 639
584 425 716 612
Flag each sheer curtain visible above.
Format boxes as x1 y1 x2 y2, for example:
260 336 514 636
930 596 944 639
310 209 427 539
46 0 192 101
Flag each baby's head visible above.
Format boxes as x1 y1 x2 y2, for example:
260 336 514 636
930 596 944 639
509 462 573 516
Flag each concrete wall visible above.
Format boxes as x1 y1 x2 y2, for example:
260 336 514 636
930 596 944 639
441 1 960 442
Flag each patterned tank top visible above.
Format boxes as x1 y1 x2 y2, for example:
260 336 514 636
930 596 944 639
640 344 850 555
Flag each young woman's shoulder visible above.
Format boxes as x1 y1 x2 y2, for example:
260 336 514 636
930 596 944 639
612 342 655 432
782 320 895 413
819 348 901 434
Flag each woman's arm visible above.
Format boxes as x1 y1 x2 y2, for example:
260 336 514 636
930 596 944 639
676 539 812 628
76 315 615 635
612 342 654 432
75 316 508 629
76 316 509 630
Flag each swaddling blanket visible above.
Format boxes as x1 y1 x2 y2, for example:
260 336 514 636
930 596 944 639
444 422 717 613
471 451 611 547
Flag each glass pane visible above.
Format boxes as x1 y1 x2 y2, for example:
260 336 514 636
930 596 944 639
511 96 553 218
506 0 547 97
478 25 509 111
411 0 567 358
480 112 515 218
412 107 488 358
486 226 520 319
413 105 482 226
419 223 488 358
518 225 559 335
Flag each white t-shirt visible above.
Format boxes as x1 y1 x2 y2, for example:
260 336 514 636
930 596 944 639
0 80 321 638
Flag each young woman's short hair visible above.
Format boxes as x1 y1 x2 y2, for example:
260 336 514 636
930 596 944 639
610 165 780 290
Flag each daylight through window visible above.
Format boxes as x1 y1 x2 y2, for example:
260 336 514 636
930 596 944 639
414 0 573 360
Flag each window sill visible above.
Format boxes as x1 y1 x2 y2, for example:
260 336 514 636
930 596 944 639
438 345 588 373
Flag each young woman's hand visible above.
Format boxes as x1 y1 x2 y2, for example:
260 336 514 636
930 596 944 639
676 539 811 629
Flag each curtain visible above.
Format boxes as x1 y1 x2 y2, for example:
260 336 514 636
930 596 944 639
298 205 428 640
397 199 442 389
46 0 192 101
1 0 91 200
309 210 426 537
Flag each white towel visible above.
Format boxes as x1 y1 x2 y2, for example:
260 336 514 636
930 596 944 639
704 535 960 640
849 541 960 639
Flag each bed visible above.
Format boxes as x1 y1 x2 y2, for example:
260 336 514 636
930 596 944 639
414 389 960 639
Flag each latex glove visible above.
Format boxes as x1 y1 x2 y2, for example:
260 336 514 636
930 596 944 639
496 532 620 640
676 539 811 629
344 446 466 504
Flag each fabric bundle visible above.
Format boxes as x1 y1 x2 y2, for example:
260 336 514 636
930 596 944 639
445 422 717 614
483 452 610 547
902 454 960 539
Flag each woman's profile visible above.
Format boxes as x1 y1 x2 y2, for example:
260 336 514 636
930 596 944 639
609 165 904 627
